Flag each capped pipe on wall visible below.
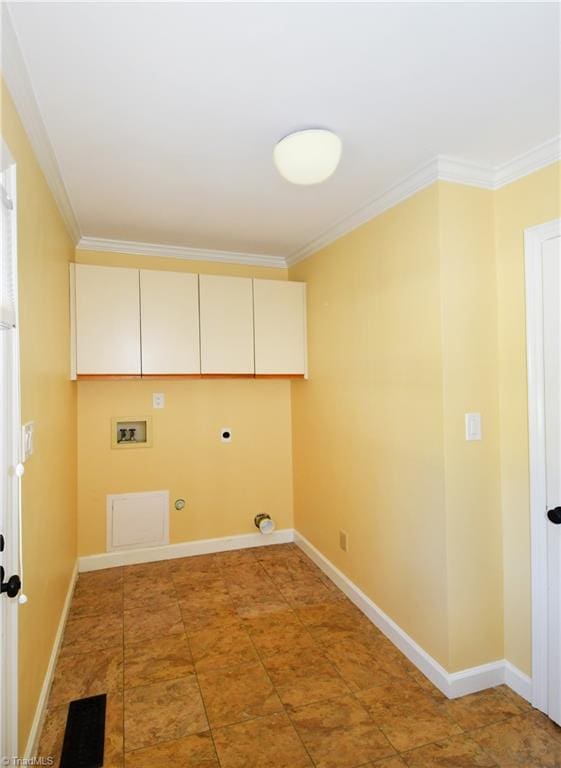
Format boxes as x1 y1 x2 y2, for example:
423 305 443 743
254 513 275 535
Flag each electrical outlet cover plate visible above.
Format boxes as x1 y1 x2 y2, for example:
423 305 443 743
153 393 165 409
339 529 348 552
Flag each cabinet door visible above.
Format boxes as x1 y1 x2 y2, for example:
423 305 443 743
140 270 200 375
199 274 254 374
75 264 141 375
253 279 307 375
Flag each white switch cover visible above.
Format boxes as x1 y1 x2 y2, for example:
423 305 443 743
465 413 482 441
22 421 35 460
152 393 165 409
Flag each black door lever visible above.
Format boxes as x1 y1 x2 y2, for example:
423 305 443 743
0 566 21 598
547 507 561 525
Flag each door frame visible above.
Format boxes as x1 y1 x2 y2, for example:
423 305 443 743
0 139 20 757
526 216 561 714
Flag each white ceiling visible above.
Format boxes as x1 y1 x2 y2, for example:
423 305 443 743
5 2 560 260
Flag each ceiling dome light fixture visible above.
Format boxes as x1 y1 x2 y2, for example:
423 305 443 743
273 128 342 185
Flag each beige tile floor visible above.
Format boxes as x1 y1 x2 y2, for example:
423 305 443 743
36 543 561 767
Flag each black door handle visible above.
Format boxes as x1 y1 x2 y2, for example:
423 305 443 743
547 507 561 525
0 566 21 598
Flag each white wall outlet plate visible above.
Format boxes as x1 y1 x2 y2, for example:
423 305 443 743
220 427 232 443
153 393 165 409
22 421 35 460
465 412 482 441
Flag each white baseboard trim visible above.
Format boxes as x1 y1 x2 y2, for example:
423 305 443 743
78 528 295 572
294 530 532 702
24 562 78 759
504 660 532 702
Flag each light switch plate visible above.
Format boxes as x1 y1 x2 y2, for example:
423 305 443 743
22 421 35 460
153 393 165 409
465 412 482 441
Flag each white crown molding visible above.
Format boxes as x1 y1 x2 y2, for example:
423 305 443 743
1 6 81 244
77 236 287 269
83 139 560 270
287 139 560 266
436 156 495 189
286 156 441 266
494 135 561 188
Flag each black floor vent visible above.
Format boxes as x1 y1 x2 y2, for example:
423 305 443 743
59 693 106 768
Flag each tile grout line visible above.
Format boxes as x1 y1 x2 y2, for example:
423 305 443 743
184 629 223 768
242 606 320 768
189 548 279 768
211 545 320 766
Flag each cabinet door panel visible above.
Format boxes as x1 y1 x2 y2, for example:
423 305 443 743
140 270 200 374
199 274 254 374
253 279 307 375
75 264 140 374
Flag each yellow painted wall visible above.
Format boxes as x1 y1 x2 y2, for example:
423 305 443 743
1 82 77 750
495 162 561 675
290 186 452 666
291 165 560 675
75 251 293 556
438 182 503 670
75 248 288 281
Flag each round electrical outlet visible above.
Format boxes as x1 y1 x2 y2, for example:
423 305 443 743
174 498 186 511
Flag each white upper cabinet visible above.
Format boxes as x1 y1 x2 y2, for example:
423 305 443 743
140 270 200 374
253 279 307 375
75 264 141 375
71 264 307 379
199 274 254 374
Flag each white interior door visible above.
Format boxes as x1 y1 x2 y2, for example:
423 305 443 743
543 232 561 724
527 218 561 725
0 146 20 759
0 312 20 760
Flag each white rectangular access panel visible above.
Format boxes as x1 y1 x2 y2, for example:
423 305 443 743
253 279 307 375
107 490 169 551
199 274 254 374
140 269 200 374
75 264 141 375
